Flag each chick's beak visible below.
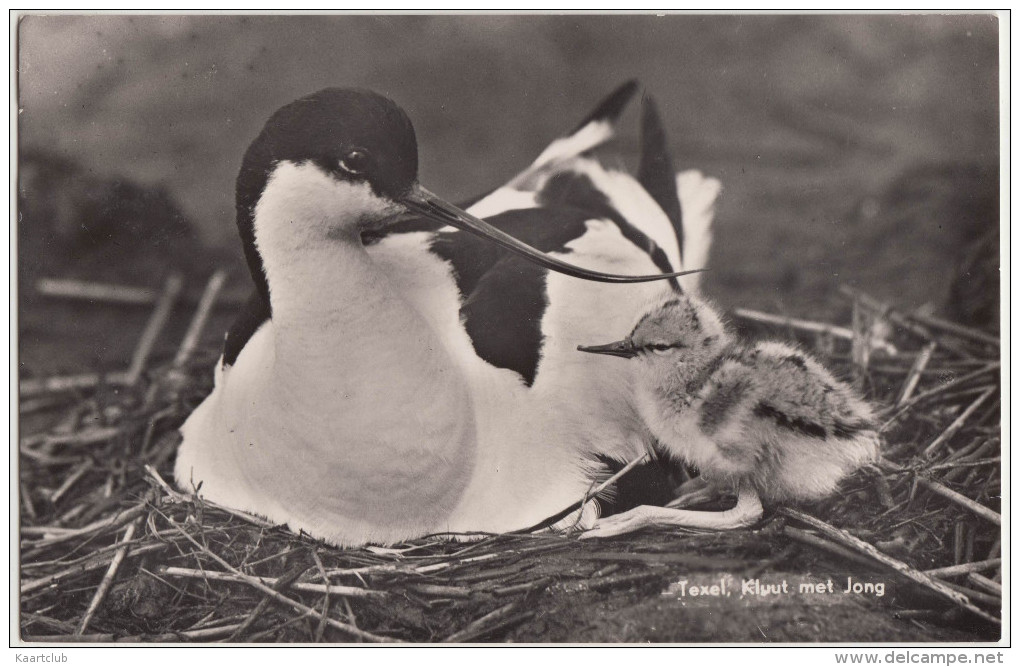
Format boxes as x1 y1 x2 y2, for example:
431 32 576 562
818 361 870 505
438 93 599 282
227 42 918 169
576 339 638 359
399 184 705 285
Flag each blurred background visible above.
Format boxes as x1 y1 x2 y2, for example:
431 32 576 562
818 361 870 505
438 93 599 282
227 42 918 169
16 14 1000 377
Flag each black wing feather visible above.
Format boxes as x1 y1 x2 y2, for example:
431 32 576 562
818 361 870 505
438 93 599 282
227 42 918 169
637 95 684 262
222 290 271 368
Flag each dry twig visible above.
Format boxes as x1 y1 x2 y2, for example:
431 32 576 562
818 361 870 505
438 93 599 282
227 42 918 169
782 508 999 625
76 518 141 635
125 274 185 384
163 518 397 642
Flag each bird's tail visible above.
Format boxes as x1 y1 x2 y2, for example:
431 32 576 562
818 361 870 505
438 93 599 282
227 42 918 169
636 92 721 290
637 94 683 261
675 170 721 291
508 80 640 189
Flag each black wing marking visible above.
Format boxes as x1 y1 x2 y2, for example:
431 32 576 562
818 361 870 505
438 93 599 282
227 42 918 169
222 290 271 368
459 256 548 386
432 196 681 383
637 95 684 263
567 79 640 135
430 206 590 386
538 170 680 288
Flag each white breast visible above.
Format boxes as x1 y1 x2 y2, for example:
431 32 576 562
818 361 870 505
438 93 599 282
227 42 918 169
177 160 721 545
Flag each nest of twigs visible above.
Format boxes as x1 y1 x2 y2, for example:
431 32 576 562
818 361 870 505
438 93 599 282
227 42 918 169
18 275 1002 643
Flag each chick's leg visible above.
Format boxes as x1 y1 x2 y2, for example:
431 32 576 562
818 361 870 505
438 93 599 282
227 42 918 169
580 481 763 539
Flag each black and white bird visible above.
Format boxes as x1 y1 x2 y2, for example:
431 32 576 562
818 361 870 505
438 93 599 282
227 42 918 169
577 295 882 537
175 83 721 546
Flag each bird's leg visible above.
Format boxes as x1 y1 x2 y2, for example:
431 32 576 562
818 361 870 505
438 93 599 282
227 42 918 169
579 481 763 539
667 476 730 508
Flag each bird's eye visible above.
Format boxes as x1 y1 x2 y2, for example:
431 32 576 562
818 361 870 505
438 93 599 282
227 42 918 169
339 149 371 175
648 343 674 355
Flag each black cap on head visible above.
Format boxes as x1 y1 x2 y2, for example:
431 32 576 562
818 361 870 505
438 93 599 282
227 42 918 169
235 88 419 307
240 88 419 203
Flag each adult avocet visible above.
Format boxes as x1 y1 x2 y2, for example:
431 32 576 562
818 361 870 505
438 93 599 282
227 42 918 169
176 83 722 546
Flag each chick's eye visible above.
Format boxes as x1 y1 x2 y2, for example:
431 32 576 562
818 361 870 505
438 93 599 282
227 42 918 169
339 149 371 175
648 343 674 355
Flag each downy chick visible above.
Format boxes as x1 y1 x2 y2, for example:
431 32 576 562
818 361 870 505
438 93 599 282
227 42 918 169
577 295 880 537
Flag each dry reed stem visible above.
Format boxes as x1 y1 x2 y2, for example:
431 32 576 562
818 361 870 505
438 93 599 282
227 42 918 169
925 457 999 473
913 477 1000 526
881 363 999 420
22 633 117 643
144 465 277 529
783 526 878 568
163 518 397 642
76 518 141 635
879 457 1000 526
986 539 1000 563
19 372 132 397
226 561 308 642
24 501 149 549
906 312 1000 347
731 307 853 340
172 270 228 369
586 570 664 593
945 437 992 462
310 549 330 642
226 598 273 643
21 542 169 595
921 387 998 457
20 396 73 415
160 566 385 598
571 551 748 568
897 342 937 406
26 622 250 643
409 583 472 598
22 529 185 572
922 558 999 579
142 622 247 642
953 522 966 565
22 425 123 450
781 508 999 625
838 286 973 359
850 295 873 389
20 483 38 520
36 278 158 306
49 461 93 504
125 274 185 384
966 573 1001 597
491 576 553 597
442 601 520 642
35 277 248 309
21 613 76 635
940 581 1001 608
18 447 82 467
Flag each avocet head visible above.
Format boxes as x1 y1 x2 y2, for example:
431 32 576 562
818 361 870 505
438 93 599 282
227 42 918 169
237 88 704 306
577 296 730 370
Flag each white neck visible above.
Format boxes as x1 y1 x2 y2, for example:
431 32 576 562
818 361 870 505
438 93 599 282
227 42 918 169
244 163 478 540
